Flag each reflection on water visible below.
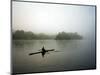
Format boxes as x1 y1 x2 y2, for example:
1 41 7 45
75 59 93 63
12 40 96 74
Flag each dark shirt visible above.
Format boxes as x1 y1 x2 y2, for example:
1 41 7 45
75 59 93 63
42 47 45 52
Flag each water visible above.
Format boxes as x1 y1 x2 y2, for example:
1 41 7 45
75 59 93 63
12 40 96 74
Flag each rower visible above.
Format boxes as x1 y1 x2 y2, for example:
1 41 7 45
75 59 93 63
42 46 46 52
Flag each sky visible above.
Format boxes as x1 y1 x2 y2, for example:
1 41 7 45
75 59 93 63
12 1 96 38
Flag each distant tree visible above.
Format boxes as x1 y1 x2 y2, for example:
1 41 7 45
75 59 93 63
13 30 37 40
55 32 82 40
13 30 25 39
13 30 55 40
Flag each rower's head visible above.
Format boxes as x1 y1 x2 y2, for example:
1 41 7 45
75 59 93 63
42 46 46 51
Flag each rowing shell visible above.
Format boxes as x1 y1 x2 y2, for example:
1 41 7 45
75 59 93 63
29 49 55 55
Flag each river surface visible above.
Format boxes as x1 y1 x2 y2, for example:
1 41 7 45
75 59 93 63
12 40 96 74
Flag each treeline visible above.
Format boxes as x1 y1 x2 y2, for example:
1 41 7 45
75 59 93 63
12 30 55 40
55 32 82 40
12 30 83 40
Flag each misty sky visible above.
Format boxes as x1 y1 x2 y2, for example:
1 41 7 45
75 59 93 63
12 1 96 37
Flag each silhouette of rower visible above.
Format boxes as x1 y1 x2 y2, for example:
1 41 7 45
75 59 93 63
41 46 46 57
42 46 46 52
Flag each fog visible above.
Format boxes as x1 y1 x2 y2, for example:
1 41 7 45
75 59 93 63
12 1 96 39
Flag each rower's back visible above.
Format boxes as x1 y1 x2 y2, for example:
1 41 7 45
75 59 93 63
42 46 46 52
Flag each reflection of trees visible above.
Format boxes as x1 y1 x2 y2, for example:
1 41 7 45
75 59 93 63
55 40 80 51
55 40 71 50
13 40 36 48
